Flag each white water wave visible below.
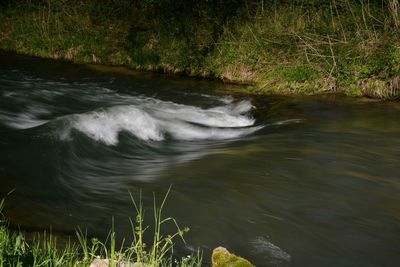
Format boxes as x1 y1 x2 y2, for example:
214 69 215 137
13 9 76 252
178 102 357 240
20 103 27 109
145 99 255 128
66 106 164 145
61 99 261 145
0 105 50 129
0 113 48 129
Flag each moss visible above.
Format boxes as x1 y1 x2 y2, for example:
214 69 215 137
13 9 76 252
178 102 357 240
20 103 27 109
212 247 255 267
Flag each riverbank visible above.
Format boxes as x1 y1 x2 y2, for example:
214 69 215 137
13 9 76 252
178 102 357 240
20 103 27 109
0 224 203 266
0 193 203 267
0 0 399 99
1 193 257 267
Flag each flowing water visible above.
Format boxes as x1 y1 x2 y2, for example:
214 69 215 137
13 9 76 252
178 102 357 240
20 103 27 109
1 52 400 266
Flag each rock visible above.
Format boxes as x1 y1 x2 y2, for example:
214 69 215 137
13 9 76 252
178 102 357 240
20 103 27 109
89 259 108 267
89 259 149 267
212 247 255 267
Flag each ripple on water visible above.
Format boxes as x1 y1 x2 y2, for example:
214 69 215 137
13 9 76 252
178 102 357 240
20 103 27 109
250 236 291 265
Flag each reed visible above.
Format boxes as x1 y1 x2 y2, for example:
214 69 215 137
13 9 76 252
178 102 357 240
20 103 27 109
0 0 399 99
0 189 202 267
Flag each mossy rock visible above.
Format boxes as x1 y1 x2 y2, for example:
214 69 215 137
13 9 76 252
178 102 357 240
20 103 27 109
212 247 255 267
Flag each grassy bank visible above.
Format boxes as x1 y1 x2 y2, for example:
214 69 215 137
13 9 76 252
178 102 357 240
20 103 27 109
0 0 399 99
0 192 202 267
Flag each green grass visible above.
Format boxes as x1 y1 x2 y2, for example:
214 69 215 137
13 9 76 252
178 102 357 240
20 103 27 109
0 189 202 267
0 0 399 99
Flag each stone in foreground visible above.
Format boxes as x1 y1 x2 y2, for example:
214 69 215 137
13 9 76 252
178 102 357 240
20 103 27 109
212 247 255 267
89 259 149 267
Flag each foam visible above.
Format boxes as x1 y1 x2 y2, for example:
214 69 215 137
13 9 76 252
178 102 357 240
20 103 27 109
0 73 262 142
62 99 260 145
0 105 50 129
0 112 48 129
68 106 163 145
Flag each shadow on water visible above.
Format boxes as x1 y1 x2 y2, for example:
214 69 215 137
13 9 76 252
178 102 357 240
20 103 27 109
1 51 400 266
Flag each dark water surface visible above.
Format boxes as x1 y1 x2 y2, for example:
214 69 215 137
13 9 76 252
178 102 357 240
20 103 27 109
1 52 399 266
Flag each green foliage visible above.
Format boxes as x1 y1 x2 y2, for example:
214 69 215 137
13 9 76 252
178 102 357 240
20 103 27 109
132 49 160 66
0 0 399 98
279 66 319 83
0 191 202 267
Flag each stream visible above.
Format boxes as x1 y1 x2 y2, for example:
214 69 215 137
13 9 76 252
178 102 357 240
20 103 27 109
1 51 399 266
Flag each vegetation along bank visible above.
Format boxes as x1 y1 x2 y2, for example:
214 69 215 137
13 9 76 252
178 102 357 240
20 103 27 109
0 192 205 267
1 0 400 99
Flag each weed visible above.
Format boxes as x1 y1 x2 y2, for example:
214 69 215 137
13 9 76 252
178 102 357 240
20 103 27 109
0 188 202 267
0 0 399 99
